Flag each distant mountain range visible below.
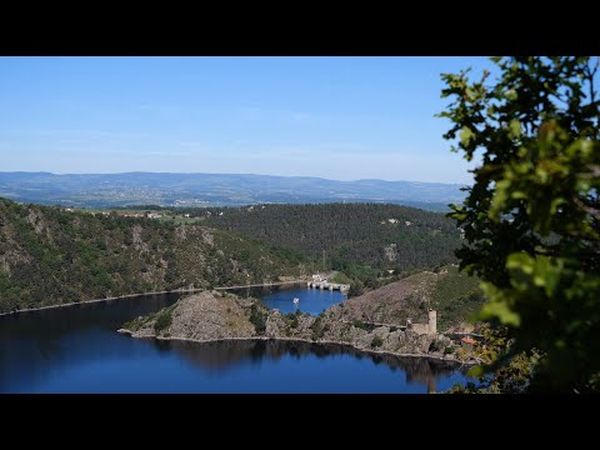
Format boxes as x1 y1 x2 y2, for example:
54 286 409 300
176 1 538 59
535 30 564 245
0 172 467 211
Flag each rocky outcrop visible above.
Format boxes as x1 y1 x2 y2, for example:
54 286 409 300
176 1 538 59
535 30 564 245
328 271 439 325
132 224 149 253
120 290 471 364
122 291 258 341
26 209 51 239
325 267 483 331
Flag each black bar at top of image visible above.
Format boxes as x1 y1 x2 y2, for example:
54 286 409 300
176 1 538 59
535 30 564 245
0 39 599 56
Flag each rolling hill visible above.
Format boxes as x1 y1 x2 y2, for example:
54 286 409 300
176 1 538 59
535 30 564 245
0 172 466 211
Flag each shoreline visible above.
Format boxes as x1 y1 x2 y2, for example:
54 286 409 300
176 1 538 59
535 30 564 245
0 288 204 317
117 329 477 366
0 280 307 317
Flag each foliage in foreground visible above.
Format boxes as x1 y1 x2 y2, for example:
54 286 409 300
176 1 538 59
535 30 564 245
440 56 600 392
448 324 540 393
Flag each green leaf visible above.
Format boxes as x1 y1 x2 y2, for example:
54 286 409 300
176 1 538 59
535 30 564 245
467 365 485 378
508 119 521 139
438 56 600 392
550 197 565 215
506 253 534 274
505 88 518 101
466 87 477 101
488 179 511 220
460 126 475 146
480 300 521 326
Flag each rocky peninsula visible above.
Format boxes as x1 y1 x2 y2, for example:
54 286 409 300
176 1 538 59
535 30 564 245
118 290 478 364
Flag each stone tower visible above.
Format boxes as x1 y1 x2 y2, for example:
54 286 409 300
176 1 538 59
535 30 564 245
428 309 437 335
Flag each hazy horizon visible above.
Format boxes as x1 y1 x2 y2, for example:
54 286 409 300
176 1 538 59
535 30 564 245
0 57 495 184
0 169 467 185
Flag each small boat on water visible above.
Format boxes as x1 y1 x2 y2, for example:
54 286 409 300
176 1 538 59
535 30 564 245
292 297 300 305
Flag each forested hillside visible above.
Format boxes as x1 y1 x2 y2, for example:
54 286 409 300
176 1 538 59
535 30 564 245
0 199 465 313
0 198 312 313
199 203 461 274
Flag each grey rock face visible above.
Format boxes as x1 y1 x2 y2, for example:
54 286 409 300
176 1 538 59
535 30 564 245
122 291 469 363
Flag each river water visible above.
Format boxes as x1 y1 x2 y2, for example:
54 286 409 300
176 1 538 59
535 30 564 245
0 288 472 393
232 285 347 315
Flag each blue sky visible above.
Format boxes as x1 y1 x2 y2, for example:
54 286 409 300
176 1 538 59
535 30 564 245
0 57 495 184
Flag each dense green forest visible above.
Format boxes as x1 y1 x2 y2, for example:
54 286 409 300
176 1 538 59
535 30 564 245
0 197 313 313
0 199 465 314
197 203 461 274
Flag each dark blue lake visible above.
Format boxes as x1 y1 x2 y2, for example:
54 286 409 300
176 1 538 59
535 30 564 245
260 286 346 315
0 288 472 393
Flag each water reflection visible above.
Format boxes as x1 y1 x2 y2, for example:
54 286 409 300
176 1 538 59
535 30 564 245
0 292 181 337
0 290 470 393
0 293 180 392
163 339 458 393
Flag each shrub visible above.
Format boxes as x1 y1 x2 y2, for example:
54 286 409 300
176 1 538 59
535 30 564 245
310 317 325 340
249 303 267 335
352 320 375 332
348 280 365 298
154 309 172 333
352 319 364 329
330 271 352 285
371 336 384 348
428 340 440 353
